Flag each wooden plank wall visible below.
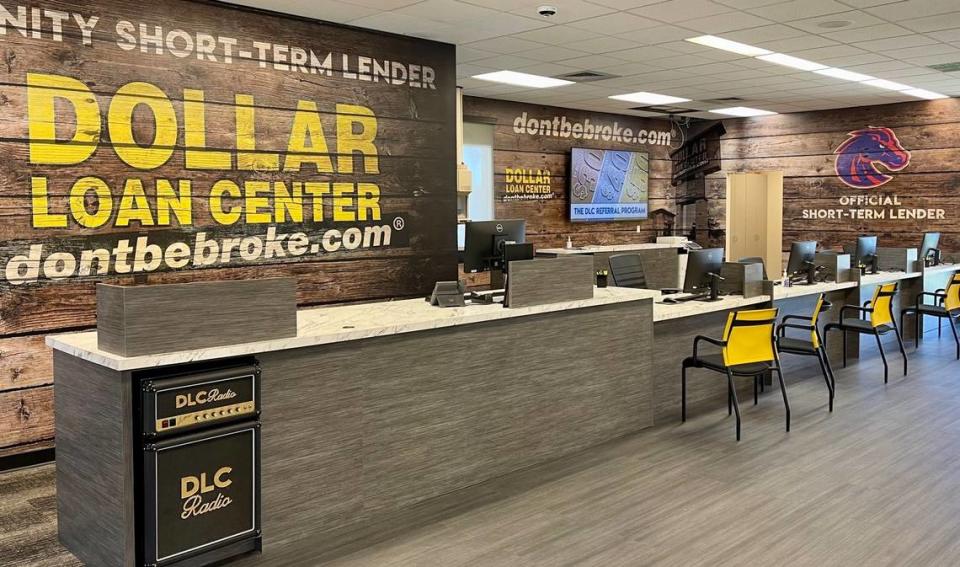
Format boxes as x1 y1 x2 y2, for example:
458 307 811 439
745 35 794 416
462 96 680 250
0 0 456 458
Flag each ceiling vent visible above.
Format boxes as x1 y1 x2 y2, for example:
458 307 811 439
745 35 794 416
700 97 744 104
929 62 960 72
629 105 698 114
554 70 619 82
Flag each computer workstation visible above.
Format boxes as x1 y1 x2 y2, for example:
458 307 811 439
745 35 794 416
661 248 725 303
462 219 534 304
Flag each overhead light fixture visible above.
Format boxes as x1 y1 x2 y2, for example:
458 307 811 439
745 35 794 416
814 67 875 82
472 70 573 89
756 53 827 71
863 78 914 91
709 106 777 117
609 92 691 105
902 88 949 100
685 35 771 57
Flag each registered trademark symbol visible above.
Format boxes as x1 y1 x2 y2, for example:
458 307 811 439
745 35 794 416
393 217 405 230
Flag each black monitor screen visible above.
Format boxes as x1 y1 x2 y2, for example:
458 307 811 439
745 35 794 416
684 248 724 293
921 232 940 259
463 220 526 273
786 241 817 275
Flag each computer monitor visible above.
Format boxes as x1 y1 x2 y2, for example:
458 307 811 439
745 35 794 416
684 248 724 294
786 241 817 276
463 220 527 273
920 232 941 262
852 235 878 269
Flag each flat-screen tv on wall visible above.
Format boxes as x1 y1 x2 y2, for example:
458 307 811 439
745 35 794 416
569 148 649 222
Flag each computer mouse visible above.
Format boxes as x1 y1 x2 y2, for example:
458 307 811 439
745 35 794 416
662 297 679 304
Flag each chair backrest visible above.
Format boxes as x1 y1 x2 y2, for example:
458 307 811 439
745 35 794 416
722 308 779 366
608 254 647 288
809 293 831 348
945 273 960 312
869 283 898 328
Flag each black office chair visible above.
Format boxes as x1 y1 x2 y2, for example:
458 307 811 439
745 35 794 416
609 254 647 288
682 308 788 441
824 282 907 383
777 293 835 411
901 272 960 360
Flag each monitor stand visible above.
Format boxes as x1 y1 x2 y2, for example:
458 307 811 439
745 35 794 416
467 289 505 304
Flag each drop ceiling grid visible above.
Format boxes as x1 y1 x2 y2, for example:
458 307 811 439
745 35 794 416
223 0 960 114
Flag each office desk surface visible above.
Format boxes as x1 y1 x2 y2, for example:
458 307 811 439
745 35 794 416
47 286 658 371
860 270 922 286
922 263 960 276
537 243 680 255
774 280 858 301
652 293 770 322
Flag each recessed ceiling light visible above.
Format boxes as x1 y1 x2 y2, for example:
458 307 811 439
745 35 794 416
756 53 827 71
818 20 853 29
609 91 691 105
902 88 949 100
709 106 777 117
472 70 573 89
814 67 875 82
863 78 914 91
685 35 772 57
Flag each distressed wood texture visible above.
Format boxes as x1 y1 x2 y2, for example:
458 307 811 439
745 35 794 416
96 278 297 356
462 97 679 250
0 0 457 457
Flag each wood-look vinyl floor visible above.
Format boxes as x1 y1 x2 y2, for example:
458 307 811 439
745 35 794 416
4 338 960 566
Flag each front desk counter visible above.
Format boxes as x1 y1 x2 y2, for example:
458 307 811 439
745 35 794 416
47 287 659 566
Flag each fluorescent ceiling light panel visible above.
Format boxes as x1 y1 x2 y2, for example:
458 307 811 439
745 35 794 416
756 53 827 71
863 78 914 91
685 35 771 57
814 67 874 82
902 88 949 100
709 106 777 117
472 71 573 89
609 92 691 105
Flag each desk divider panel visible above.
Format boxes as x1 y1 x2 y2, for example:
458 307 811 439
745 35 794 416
97 278 298 357
506 256 594 308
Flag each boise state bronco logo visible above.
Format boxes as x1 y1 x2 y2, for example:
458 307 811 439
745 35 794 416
834 126 911 189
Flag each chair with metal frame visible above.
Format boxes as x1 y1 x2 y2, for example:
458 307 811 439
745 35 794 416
777 293 836 412
681 307 788 441
900 272 960 360
823 282 907 384
608 253 647 288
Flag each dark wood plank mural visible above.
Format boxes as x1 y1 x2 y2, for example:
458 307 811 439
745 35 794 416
462 96 680 251
0 0 457 457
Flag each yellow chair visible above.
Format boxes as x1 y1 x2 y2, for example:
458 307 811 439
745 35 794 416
901 272 960 360
682 308 788 441
824 282 907 383
777 293 835 412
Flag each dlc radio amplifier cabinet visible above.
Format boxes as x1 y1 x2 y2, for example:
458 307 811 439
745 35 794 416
137 361 262 567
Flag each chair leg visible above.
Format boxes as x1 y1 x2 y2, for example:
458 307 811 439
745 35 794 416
681 365 687 422
917 311 921 346
939 317 942 338
775 367 790 432
726 370 741 441
894 327 908 376
728 381 733 416
950 316 960 361
816 351 834 412
843 329 848 367
822 346 837 391
875 332 889 384
753 376 759 405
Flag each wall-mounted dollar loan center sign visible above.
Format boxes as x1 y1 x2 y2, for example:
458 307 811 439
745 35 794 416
0 0 457 335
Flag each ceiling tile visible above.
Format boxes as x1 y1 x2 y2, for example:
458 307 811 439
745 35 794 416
519 45 592 61
678 11 773 33
464 37 546 54
866 0 960 21
756 34 841 52
851 34 939 52
512 25 605 44
820 23 915 42
714 0 785 7
565 36 644 54
722 24 809 43
631 0 735 23
567 12 662 34
784 10 886 34
900 12 960 33
622 25 701 45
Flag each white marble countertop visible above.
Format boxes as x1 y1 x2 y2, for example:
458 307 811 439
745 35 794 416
651 292 771 323
47 286 659 371
538 243 680 255
921 263 960 276
773 280 859 300
860 270 922 286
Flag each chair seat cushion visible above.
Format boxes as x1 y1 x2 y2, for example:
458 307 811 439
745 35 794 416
838 318 893 334
916 304 949 316
777 337 817 353
684 353 772 374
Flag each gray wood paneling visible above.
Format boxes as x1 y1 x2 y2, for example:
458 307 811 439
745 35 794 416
53 352 134 567
96 278 297 357
506 257 594 308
